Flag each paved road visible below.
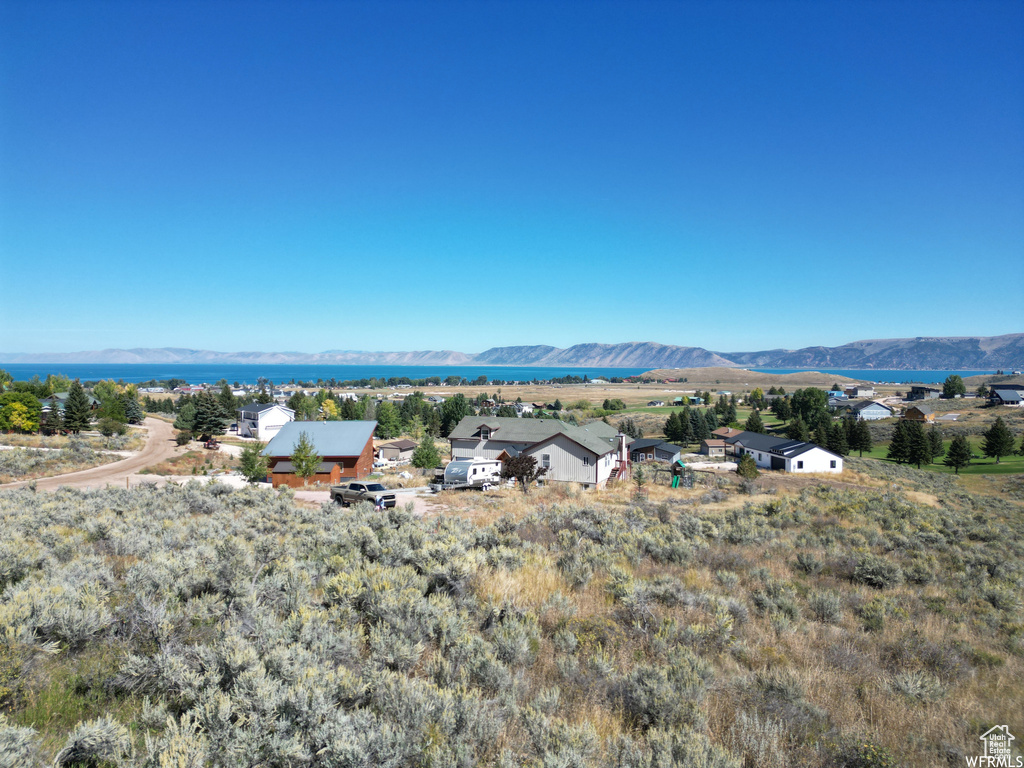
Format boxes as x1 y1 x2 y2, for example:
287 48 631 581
0 417 179 491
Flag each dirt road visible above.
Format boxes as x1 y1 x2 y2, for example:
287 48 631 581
0 417 179 491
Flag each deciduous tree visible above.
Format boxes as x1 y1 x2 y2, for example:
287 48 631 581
239 441 269 483
291 431 322 486
500 453 547 494
440 394 470 437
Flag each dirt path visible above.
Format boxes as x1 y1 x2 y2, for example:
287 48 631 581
0 417 178 491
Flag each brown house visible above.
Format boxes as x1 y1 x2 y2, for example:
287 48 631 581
262 421 377 488
902 405 935 423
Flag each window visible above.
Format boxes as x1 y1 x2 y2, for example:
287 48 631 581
648 453 654 460
830 460 836 468
582 456 590 466
480 428 490 440
796 461 803 469
542 454 551 469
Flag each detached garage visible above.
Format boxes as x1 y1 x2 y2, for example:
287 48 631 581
263 421 377 488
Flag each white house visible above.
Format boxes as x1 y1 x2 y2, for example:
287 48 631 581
725 431 843 473
840 400 893 421
447 416 630 489
845 386 875 398
237 403 295 439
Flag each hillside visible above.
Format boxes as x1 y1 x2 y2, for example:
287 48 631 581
1 334 1020 369
636 367 865 387
722 333 1024 370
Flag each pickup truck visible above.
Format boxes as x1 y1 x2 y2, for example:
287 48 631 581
329 482 397 508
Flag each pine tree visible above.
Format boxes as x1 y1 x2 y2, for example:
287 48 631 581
928 425 945 459
191 392 226 437
256 386 274 405
887 421 910 464
852 419 873 457
692 409 711 441
122 393 145 425
678 407 694 444
907 421 931 468
411 434 441 468
786 416 810 442
375 401 401 439
440 394 470 437
744 410 765 434
41 403 64 436
664 412 682 443
64 380 93 435
825 422 848 455
173 401 197 432
705 408 719 430
944 435 972 474
982 417 1015 464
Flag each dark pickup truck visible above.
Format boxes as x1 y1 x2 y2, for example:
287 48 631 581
329 482 397 508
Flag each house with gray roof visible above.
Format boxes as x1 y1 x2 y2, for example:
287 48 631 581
237 402 294 439
628 438 685 464
262 421 377 488
989 388 1023 407
448 416 630 489
724 431 843 473
837 400 893 421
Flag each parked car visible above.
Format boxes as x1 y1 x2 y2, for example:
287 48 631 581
330 482 396 508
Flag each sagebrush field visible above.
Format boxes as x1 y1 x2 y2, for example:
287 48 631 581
0 464 1022 766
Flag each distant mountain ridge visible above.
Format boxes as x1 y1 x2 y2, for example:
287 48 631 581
1 334 1021 369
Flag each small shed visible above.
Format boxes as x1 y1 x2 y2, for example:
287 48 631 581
378 439 418 462
902 405 935 423
700 439 726 457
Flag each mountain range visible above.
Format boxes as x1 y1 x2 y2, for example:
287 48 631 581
1 334 1021 370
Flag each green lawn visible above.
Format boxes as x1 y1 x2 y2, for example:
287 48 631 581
859 437 1024 475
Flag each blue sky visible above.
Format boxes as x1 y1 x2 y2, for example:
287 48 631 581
2 0 1022 355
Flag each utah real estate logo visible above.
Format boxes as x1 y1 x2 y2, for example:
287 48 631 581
967 726 1022 767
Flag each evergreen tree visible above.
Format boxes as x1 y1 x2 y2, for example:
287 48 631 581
786 416 810 442
726 403 738 425
813 421 830 447
770 396 792 421
41 403 64 436
291 431 322 486
173 401 197 432
942 375 966 399
411 434 442 468
64 380 93 434
906 421 931 468
852 419 873 457
744 410 765 434
553 399 563 411
944 435 972 474
191 392 227 437
887 420 910 463
121 392 145 424
692 408 711 441
704 408 719 430
664 411 683 443
374 401 401 439
255 386 274 405
440 394 470 437
736 453 759 480
928 425 945 459
239 441 269 483
827 422 849 456
218 384 236 416
982 416 1015 464
426 409 442 437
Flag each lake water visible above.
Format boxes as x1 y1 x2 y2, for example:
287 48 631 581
0 363 996 386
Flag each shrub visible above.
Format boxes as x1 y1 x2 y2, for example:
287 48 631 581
853 554 903 589
175 430 192 446
737 454 759 480
97 417 128 437
808 590 843 624
53 716 131 767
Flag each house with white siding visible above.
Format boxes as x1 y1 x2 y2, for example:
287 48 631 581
447 416 630 489
838 400 894 421
724 431 843 473
237 403 295 439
